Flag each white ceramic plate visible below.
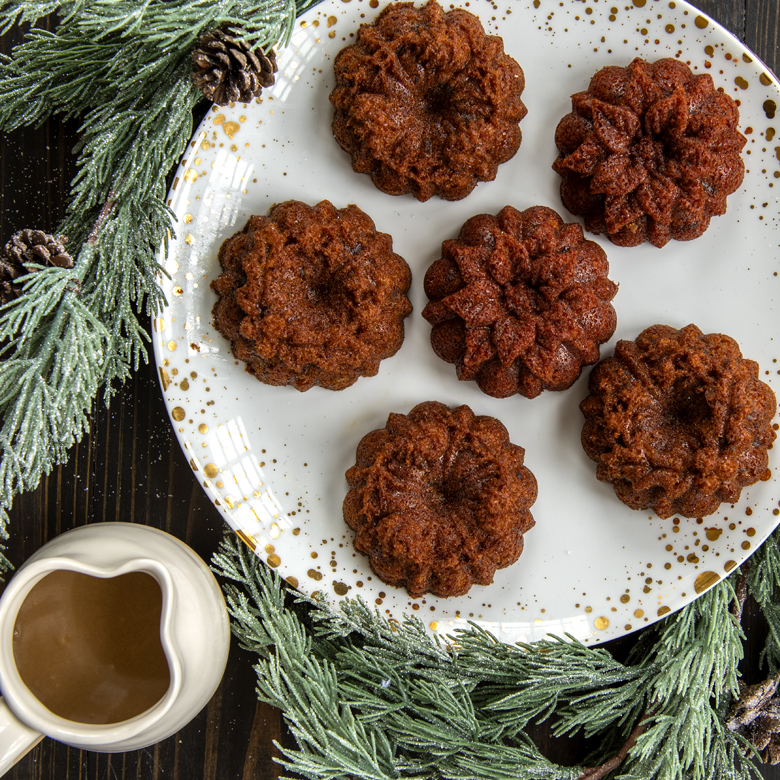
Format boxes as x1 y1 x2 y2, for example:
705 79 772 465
153 0 780 645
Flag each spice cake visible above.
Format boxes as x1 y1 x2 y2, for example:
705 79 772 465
343 401 537 598
553 57 746 247
422 205 618 399
211 200 412 391
330 0 527 201
580 324 777 519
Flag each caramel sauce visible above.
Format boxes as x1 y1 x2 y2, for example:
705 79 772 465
13 571 170 724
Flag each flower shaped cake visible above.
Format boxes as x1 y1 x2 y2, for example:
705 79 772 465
422 206 618 399
553 58 746 247
581 324 777 519
343 401 537 598
211 200 412 391
330 0 527 201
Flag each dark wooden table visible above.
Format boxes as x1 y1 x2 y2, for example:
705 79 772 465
2 1 779 777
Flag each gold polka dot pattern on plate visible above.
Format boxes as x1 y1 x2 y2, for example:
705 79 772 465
223 121 240 138
430 621 439 631
203 463 218 478
171 407 185 421
308 569 323 581
620 594 630 604
198 424 208 434
725 560 738 573
153 318 166 332
695 571 721 594
333 582 348 596
286 576 299 589
657 606 671 617
267 554 281 568
695 15 708 28
167 341 177 351
634 609 644 618
594 617 609 630
185 234 195 245
159 368 170 391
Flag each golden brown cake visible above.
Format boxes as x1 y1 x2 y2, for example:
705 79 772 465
553 57 746 247
211 200 412 391
343 401 537 598
580 324 777 519
422 205 618 399
330 0 527 201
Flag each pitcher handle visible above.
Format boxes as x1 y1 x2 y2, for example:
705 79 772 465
0 697 43 777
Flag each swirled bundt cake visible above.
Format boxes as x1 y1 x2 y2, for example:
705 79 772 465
553 57 746 247
580 324 777 519
211 200 412 391
343 401 537 598
330 0 527 201
422 205 618 399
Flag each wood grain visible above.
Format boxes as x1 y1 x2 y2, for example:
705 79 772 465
1 2 779 778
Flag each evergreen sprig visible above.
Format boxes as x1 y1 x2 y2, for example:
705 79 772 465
213 531 780 780
0 0 318 569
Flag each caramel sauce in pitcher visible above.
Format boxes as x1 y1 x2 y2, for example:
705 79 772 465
12 570 170 724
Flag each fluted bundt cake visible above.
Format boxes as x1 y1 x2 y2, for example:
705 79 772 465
330 0 527 201
343 401 537 598
211 200 412 391
580 324 777 519
553 57 746 248
422 205 618 399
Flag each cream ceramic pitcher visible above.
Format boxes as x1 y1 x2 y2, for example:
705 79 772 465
0 523 230 774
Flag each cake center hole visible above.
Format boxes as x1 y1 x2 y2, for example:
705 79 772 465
667 379 712 429
425 82 454 114
302 257 347 314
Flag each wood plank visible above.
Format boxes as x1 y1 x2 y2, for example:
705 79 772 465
747 0 780 74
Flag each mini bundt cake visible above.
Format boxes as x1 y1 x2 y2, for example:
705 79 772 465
422 205 618 399
553 57 746 247
211 200 412 391
330 0 527 201
580 324 777 519
343 401 537 597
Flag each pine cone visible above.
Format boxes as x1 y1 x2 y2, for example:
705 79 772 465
727 674 780 764
1 230 74 305
192 27 277 106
